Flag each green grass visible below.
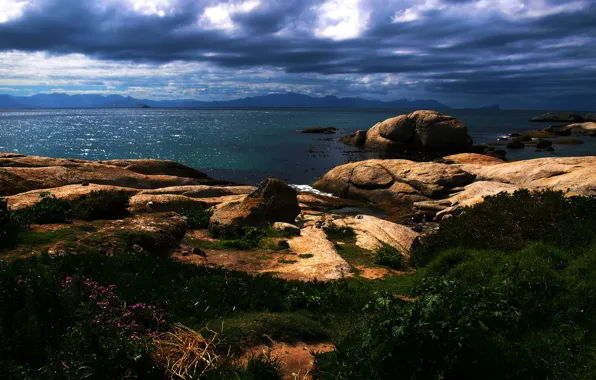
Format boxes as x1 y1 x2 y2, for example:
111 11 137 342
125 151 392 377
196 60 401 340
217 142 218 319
14 228 78 249
325 227 357 243
214 311 330 349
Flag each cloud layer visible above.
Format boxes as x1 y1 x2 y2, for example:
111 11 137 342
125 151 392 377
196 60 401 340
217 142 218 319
0 0 594 109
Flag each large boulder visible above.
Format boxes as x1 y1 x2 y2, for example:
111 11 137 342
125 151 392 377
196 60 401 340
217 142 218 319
313 159 476 204
208 178 301 236
353 110 472 153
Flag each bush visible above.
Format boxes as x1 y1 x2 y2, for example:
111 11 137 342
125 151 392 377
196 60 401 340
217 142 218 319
325 226 356 242
0 197 21 248
14 192 72 225
0 252 372 379
181 208 212 229
374 243 404 270
410 189 596 267
72 190 130 221
314 279 523 380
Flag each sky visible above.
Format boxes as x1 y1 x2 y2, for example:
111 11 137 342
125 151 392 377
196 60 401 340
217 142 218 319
0 0 594 109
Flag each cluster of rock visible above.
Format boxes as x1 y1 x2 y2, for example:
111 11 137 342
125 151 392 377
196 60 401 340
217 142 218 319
314 154 596 221
531 112 596 123
341 110 473 153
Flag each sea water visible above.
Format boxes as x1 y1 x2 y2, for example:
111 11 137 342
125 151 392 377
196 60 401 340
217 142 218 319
0 108 594 184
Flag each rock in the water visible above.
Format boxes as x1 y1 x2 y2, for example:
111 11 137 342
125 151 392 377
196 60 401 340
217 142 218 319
301 126 338 134
565 122 596 135
341 130 367 146
554 139 584 145
209 178 300 236
353 110 472 153
536 139 553 149
506 140 525 149
273 222 301 236
531 112 585 122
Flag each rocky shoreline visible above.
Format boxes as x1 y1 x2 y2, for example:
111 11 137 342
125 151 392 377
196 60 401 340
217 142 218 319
2 147 595 281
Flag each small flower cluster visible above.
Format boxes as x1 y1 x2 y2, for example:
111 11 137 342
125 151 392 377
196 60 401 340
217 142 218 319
78 277 165 339
16 275 29 285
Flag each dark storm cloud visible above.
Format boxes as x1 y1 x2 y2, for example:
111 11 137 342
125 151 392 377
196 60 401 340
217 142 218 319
0 0 594 108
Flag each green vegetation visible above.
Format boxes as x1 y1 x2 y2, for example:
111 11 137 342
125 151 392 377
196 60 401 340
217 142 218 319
324 226 356 243
181 207 213 229
12 190 130 228
0 197 20 248
410 189 596 267
14 192 72 225
4 189 596 379
298 254 313 259
314 190 596 379
373 243 404 270
71 190 130 221
0 251 371 379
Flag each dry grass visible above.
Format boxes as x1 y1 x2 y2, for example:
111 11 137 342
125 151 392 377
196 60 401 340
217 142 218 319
152 324 228 379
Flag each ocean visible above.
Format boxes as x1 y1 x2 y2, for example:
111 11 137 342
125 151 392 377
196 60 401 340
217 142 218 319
0 108 594 185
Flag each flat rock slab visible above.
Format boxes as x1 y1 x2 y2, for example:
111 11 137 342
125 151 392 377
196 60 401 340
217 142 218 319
6 184 140 210
344 215 419 255
272 227 352 281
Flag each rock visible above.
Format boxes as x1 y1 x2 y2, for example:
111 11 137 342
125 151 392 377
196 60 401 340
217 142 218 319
0 153 227 196
523 131 558 139
209 178 300 236
344 215 419 255
99 159 210 179
543 125 572 136
301 126 338 134
129 194 208 213
313 159 475 204
340 130 367 146
565 122 596 135
536 139 553 149
442 153 504 166
546 146 555 152
506 140 525 149
357 110 472 153
6 184 139 211
273 222 301 236
518 135 533 142
531 112 585 122
585 114 596 122
554 139 584 145
139 185 255 198
457 156 596 195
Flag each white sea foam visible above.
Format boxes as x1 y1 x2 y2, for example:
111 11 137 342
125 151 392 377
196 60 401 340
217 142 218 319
290 184 337 198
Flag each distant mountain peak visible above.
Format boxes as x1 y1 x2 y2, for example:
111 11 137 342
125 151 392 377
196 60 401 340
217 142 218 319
0 92 452 109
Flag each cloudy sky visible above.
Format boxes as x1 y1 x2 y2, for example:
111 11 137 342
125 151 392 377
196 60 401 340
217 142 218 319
0 0 594 108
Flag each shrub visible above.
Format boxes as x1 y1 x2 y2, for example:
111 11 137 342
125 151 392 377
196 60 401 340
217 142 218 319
325 226 356 242
181 208 212 229
72 190 130 221
410 189 596 267
314 279 524 380
14 191 72 225
0 197 21 248
374 243 404 270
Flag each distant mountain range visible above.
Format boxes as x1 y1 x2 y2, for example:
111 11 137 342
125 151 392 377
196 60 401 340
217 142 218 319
0 92 453 109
